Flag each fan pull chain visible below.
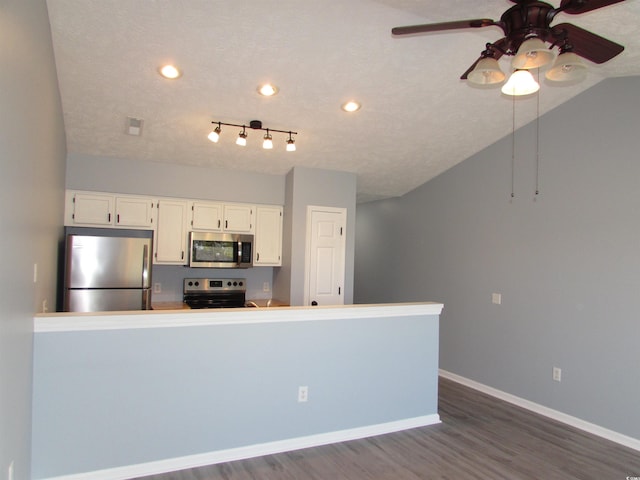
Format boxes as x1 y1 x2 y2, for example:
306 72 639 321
534 68 541 200
511 92 516 201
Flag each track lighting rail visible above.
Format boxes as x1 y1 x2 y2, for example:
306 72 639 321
208 119 297 151
211 120 297 136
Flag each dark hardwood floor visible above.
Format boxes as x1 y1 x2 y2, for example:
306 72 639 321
136 377 640 479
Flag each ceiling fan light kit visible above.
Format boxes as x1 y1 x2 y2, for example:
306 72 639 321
393 0 626 96
501 69 540 95
468 57 507 85
545 51 588 82
208 120 297 151
511 37 556 69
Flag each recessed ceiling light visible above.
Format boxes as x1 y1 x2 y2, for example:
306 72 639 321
159 65 181 79
341 101 361 112
258 84 279 96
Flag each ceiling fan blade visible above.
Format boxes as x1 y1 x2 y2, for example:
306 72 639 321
559 0 625 14
553 23 624 64
392 19 495 36
460 39 506 79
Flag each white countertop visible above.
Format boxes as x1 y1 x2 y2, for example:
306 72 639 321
34 302 444 332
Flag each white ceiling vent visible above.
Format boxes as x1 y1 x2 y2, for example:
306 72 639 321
126 117 144 136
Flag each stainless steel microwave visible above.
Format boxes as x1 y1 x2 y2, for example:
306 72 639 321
189 232 253 268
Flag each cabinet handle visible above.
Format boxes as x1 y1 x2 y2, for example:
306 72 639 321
225 220 228 229
117 214 120 224
218 219 221 229
108 213 111 222
257 253 260 261
181 251 184 260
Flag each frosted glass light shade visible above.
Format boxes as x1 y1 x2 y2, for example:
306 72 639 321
545 52 587 82
512 38 555 69
236 132 247 146
468 57 506 85
263 133 273 149
286 139 296 152
207 127 221 143
501 70 540 96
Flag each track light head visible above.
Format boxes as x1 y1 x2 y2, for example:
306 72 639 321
208 123 221 143
263 130 273 149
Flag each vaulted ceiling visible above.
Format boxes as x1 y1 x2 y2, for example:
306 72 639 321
47 0 640 202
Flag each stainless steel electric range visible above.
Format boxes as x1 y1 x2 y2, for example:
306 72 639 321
183 278 246 309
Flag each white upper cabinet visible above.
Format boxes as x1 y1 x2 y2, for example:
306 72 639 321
190 201 223 231
223 204 254 233
254 205 283 266
65 191 155 229
64 190 281 267
115 196 155 228
154 199 188 265
66 191 114 226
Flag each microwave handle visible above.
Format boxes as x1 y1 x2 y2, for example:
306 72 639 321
237 241 242 265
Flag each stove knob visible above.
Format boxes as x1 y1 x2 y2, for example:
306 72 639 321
233 281 238 286
238 281 243 286
195 281 199 287
188 281 193 286
227 281 232 286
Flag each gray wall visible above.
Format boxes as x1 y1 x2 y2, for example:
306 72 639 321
0 1 67 478
66 153 285 205
355 76 640 440
32 311 439 478
277 167 357 306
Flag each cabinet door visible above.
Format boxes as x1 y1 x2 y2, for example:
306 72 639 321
154 199 188 264
191 201 223 231
70 192 114 226
223 204 254 233
254 206 283 266
115 196 155 228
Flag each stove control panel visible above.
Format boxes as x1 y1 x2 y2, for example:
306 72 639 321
183 278 246 293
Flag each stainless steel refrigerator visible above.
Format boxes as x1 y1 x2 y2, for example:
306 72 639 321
63 228 153 312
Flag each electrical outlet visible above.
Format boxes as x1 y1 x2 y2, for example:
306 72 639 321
263 282 270 292
153 283 162 294
298 386 309 402
492 293 502 305
8 460 14 480
42 299 48 313
33 263 38 283
553 367 562 382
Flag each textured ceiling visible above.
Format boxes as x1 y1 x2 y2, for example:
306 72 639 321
46 0 640 202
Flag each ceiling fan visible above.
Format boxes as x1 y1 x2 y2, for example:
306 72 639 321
391 0 626 92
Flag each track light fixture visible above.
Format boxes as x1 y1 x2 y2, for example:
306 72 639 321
208 120 297 152
262 130 273 150
286 132 296 152
236 126 248 146
207 123 221 143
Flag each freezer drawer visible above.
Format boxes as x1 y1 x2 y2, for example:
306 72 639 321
65 288 151 312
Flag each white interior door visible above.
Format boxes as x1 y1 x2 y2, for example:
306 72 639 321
305 206 346 306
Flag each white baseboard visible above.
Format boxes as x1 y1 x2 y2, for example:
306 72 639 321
439 369 640 452
44 414 441 480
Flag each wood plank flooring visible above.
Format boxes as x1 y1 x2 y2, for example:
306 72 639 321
135 377 640 479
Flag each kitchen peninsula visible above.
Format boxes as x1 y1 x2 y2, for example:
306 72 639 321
32 302 442 480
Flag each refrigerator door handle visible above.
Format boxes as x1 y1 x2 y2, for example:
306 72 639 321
142 244 149 287
142 288 151 310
